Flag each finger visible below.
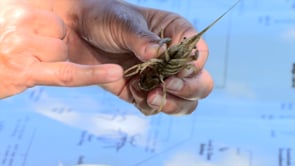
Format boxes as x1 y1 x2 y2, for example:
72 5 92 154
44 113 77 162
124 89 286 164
166 69 214 100
129 79 159 116
27 62 123 87
164 22 198 46
129 78 199 116
147 89 198 115
195 38 209 69
144 8 197 46
126 29 166 61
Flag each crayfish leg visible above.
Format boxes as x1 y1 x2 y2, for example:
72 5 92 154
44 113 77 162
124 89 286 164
139 59 163 74
124 64 142 77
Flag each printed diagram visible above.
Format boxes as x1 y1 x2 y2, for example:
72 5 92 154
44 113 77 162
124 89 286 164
278 148 293 166
77 129 139 152
0 114 37 166
197 140 253 166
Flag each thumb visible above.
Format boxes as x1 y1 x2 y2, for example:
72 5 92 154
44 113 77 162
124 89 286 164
28 62 123 87
126 30 167 61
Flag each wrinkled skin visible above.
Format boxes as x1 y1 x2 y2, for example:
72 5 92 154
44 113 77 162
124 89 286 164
0 0 213 115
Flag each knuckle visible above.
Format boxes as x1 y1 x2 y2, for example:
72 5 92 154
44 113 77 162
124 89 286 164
56 62 75 86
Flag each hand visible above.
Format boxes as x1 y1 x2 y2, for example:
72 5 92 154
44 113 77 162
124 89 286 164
0 1 123 99
57 0 213 115
18 0 213 115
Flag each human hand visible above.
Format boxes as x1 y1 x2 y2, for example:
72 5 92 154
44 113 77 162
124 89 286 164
0 2 123 99
61 0 213 115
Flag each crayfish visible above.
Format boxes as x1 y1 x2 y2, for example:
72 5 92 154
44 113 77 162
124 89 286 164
124 1 239 115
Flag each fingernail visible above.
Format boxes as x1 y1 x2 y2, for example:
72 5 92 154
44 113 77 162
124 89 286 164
130 79 140 91
143 43 166 61
150 93 163 108
148 43 160 51
167 78 184 91
178 66 196 78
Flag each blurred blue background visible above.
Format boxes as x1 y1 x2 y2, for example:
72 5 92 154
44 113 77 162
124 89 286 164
0 0 295 166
